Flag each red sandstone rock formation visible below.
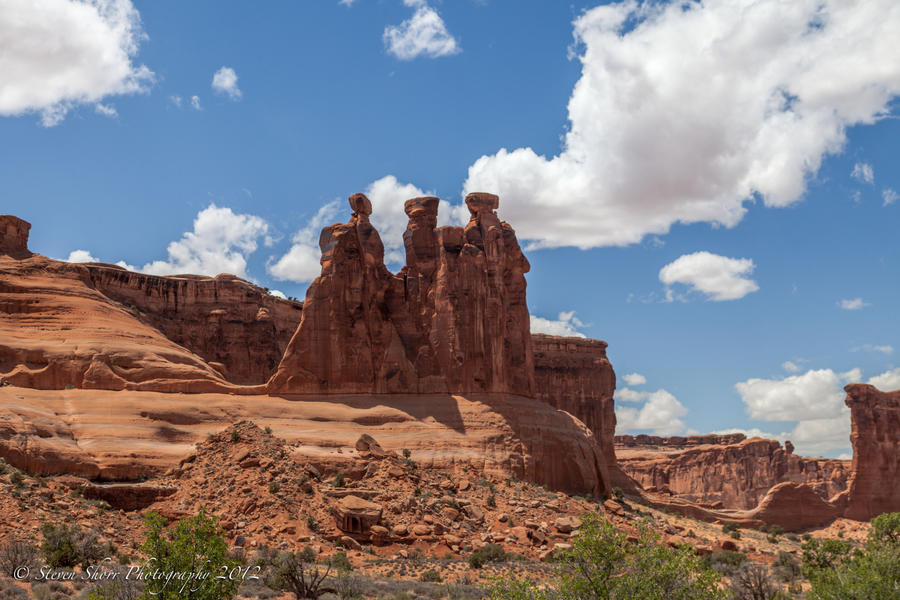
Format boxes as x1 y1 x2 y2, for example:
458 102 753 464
532 334 619 479
842 383 900 521
616 436 850 510
83 267 301 384
0 218 300 390
750 482 842 530
268 193 534 395
0 215 31 259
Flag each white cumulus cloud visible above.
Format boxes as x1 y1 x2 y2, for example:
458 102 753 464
622 373 646 386
616 389 687 436
384 1 460 60
883 188 899 206
659 251 759 301
268 175 467 283
212 66 242 100
869 368 900 392
735 368 852 422
65 250 100 263
529 311 586 338
267 201 341 284
733 368 864 456
462 0 900 250
0 0 153 127
140 204 269 279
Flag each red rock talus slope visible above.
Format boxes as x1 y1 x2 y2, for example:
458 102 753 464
842 383 900 520
268 193 534 395
616 435 850 509
0 215 300 390
0 387 609 496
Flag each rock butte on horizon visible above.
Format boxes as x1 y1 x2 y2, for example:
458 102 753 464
2 194 900 527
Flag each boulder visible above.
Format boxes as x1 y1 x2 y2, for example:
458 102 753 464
355 434 388 458
334 495 383 533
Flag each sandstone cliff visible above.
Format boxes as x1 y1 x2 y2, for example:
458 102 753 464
0 215 300 391
532 334 619 478
267 193 534 396
83 267 301 384
842 383 900 521
616 436 850 509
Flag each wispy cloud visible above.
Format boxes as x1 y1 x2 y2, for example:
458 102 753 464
851 162 874 184
838 297 869 310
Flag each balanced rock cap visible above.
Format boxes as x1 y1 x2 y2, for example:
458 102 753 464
465 192 499 215
349 193 372 216
404 196 440 218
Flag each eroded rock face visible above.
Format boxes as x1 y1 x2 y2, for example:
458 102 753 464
843 383 900 521
83 268 301 384
615 433 748 447
0 217 301 390
532 334 617 474
617 436 850 510
0 215 32 259
752 482 842 530
268 193 534 395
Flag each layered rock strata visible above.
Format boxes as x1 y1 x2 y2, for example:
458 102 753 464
532 334 618 476
616 436 850 509
0 215 300 390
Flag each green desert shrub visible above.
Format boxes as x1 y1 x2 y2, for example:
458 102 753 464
804 512 900 599
469 544 508 569
488 513 726 599
40 523 105 569
141 509 242 600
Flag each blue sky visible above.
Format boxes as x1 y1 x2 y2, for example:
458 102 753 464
2 0 899 457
